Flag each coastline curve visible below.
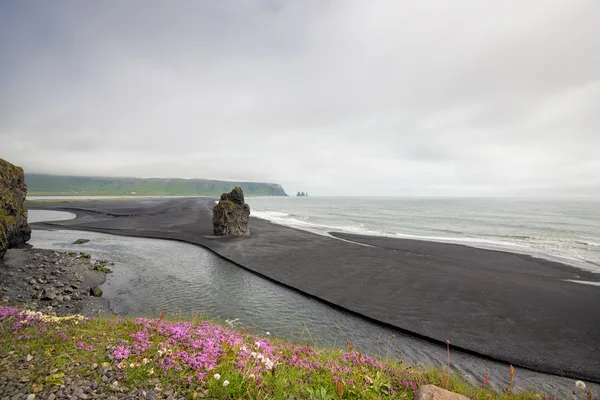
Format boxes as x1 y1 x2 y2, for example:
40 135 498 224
27 197 600 383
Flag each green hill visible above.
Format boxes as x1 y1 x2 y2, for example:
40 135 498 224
25 174 288 197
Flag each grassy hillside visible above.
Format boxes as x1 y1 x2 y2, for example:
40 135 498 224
0 306 557 400
25 174 287 197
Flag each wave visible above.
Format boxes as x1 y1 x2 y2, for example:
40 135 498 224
251 208 600 273
252 209 526 248
252 210 291 218
251 210 366 236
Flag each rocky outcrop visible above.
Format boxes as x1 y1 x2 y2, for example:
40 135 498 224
212 187 250 236
415 385 469 400
1 158 32 259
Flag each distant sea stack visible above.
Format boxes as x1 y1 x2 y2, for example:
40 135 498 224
0 158 32 259
296 191 308 197
213 187 250 236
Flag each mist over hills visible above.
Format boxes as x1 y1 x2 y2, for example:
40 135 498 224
25 174 288 197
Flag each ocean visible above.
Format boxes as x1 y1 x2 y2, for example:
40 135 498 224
247 197 600 273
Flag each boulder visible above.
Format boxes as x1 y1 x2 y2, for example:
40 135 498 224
41 287 57 300
415 385 469 400
90 286 103 297
0 158 32 259
213 187 250 236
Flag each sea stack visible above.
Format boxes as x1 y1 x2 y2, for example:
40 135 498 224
212 186 250 236
0 158 32 259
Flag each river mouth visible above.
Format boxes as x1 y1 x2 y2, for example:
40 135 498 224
26 228 597 397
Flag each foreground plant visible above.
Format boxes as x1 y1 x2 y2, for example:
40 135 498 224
0 307 582 399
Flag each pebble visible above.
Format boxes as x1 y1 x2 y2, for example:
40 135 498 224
26 394 35 400
47 395 56 400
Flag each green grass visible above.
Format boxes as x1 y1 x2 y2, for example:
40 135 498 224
0 307 576 399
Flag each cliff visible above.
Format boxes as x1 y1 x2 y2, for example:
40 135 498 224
25 174 288 197
0 158 32 259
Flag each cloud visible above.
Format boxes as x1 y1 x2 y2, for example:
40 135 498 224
1 0 598 196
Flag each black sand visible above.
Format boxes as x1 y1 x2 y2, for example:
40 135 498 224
29 197 600 381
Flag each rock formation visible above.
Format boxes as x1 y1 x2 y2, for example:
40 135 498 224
415 385 469 400
0 158 32 259
212 187 250 236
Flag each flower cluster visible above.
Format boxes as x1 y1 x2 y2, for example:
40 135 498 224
0 307 471 398
21 310 86 324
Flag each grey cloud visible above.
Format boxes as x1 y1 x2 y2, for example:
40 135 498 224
0 0 599 196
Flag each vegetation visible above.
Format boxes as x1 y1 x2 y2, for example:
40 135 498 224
1 158 29 256
93 260 113 274
0 307 574 400
217 200 236 209
25 174 287 197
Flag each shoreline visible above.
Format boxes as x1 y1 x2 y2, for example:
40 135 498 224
0 247 113 317
248 207 599 275
26 197 600 382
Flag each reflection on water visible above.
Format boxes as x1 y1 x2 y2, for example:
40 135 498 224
28 229 597 396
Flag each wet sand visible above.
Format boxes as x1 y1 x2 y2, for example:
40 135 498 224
29 197 600 382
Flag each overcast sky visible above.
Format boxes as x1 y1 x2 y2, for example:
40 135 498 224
1 1 599 196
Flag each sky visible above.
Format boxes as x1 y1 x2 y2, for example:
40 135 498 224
1 1 599 197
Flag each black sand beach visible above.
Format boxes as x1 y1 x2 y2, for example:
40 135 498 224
29 197 600 382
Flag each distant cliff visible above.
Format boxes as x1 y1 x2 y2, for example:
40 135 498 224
25 174 288 197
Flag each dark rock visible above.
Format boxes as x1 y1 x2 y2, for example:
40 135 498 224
41 287 57 300
90 286 103 297
213 187 250 236
219 186 245 205
72 239 90 245
0 158 31 259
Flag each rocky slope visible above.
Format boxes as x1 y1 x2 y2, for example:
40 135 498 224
0 158 31 259
0 247 111 316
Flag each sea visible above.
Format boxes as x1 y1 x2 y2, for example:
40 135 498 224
247 197 600 274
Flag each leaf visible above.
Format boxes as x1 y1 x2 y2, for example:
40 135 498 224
45 372 65 386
